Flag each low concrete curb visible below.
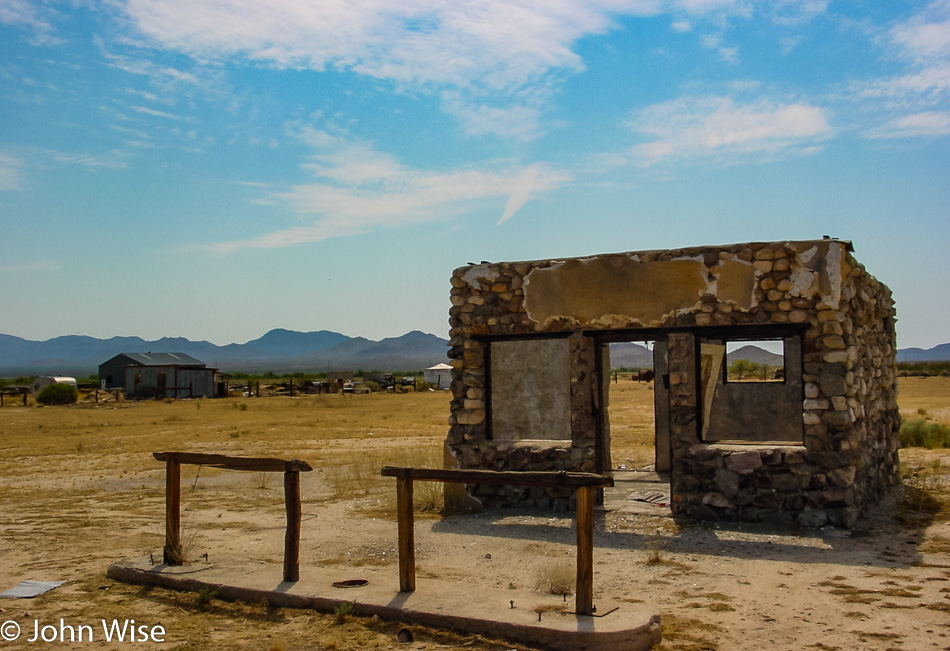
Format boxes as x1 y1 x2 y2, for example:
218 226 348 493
107 559 661 651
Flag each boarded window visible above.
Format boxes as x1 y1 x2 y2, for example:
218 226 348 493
490 339 571 441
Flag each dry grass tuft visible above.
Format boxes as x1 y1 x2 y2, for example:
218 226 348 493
534 559 574 596
655 614 722 651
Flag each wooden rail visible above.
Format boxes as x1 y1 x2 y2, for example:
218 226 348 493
154 452 313 582
0 388 29 407
380 466 614 616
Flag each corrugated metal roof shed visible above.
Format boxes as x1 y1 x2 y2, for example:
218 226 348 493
120 352 205 366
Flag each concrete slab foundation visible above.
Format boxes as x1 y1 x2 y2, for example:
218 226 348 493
107 558 661 651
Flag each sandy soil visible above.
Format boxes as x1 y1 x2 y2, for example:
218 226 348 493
2 453 948 650
1 387 949 650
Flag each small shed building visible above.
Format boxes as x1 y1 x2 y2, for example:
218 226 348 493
424 363 453 389
99 353 223 398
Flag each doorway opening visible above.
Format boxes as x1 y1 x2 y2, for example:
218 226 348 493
597 335 672 515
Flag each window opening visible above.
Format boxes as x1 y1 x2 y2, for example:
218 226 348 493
701 335 803 444
724 338 785 383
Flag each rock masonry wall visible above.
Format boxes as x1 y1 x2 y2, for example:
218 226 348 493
445 240 899 525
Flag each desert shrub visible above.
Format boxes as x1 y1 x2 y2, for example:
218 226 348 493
899 419 950 449
36 383 78 405
727 359 759 380
535 560 574 596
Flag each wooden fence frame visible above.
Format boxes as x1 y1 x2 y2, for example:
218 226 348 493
0 388 29 407
153 452 313 582
380 467 614 616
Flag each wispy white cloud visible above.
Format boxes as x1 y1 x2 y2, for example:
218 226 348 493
866 111 950 138
498 164 565 224
628 95 831 165
117 0 666 139
891 0 950 61
700 33 739 63
0 152 25 191
0 260 61 274
439 92 545 141
46 149 130 170
0 0 57 43
200 125 570 252
95 35 204 95
129 105 182 120
848 2 950 138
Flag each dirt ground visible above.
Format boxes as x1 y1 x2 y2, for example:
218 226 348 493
0 380 948 650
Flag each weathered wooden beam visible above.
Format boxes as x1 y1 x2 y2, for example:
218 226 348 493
153 452 312 473
396 476 415 592
283 470 301 582
575 485 595 616
380 466 613 488
163 457 182 566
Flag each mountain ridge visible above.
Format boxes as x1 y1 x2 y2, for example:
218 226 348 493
2 330 947 376
0 329 450 376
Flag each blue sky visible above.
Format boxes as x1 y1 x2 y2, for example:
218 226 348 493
1 0 948 349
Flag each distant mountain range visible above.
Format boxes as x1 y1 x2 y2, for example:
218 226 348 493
0 329 451 376
1 330 946 377
897 343 950 362
607 343 786 368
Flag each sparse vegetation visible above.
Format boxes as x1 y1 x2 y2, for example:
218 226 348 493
899 418 950 449
534 559 574 596
0 377 948 651
897 361 950 377
333 600 355 624
727 359 760 380
36 382 78 405
897 462 947 527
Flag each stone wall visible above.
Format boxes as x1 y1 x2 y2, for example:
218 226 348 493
445 240 899 525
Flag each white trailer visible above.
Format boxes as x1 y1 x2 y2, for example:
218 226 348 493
32 376 78 397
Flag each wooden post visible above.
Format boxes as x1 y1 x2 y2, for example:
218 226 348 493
575 485 595 616
283 470 301 582
396 476 415 592
163 456 183 565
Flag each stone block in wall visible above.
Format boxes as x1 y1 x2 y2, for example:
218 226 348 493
724 451 763 474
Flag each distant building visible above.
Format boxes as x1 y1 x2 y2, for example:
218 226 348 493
99 353 225 398
423 363 452 389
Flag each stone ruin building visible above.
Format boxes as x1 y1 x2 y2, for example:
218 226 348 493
445 239 900 527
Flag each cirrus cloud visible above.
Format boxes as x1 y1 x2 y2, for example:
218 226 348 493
200 124 571 252
629 95 832 166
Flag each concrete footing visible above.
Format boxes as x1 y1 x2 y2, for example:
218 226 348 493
107 558 660 651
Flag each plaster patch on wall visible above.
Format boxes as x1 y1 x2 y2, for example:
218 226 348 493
789 267 819 297
798 245 819 266
523 256 706 327
715 259 756 310
820 241 844 309
462 264 500 289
